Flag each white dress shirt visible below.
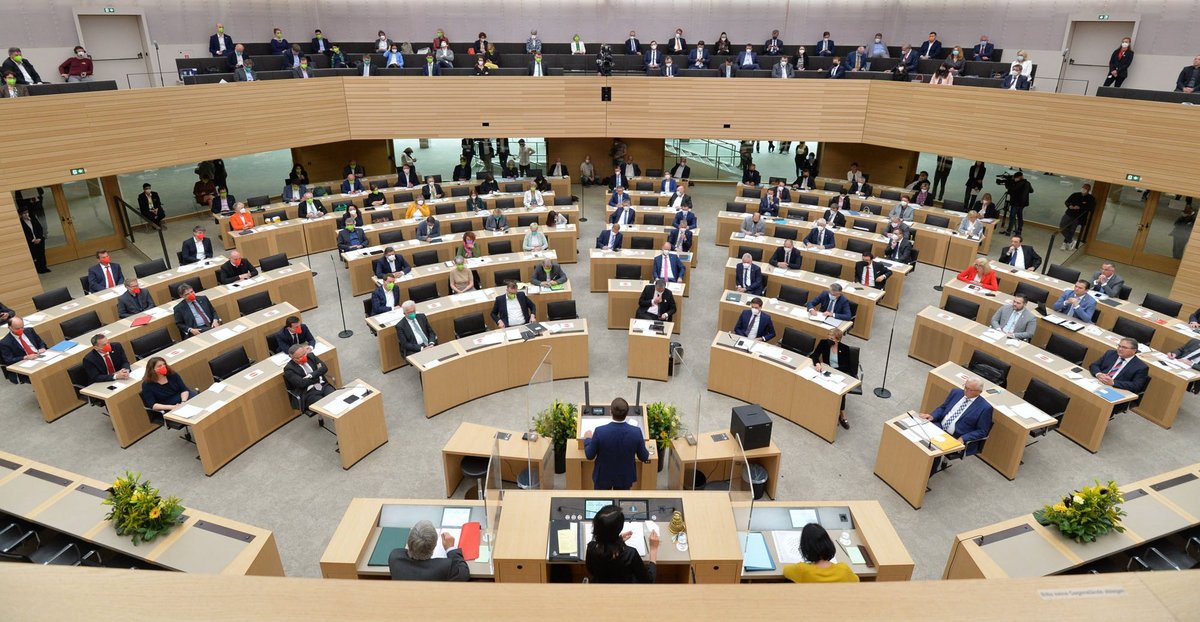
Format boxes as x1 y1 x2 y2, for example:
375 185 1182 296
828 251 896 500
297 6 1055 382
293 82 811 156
505 296 526 325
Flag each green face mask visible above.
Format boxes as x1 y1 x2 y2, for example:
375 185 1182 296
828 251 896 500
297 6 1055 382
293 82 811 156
363 61 369 65
456 265 464 271
406 312 417 319
275 33 283 40
346 225 355 231
12 55 21 63
384 282 394 291
219 192 227 198
300 63 308 69
507 293 516 300
4 78 14 86
316 34 322 39
333 47 340 53
218 28 224 34
544 267 551 273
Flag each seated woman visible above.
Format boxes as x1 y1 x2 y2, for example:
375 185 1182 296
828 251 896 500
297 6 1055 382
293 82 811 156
534 175 552 192
365 183 388 207
929 64 954 85
230 203 255 231
956 256 999 291
289 164 310 185
585 505 659 583
545 210 568 226
457 231 481 259
192 175 216 207
405 199 431 219
810 327 854 430
466 187 487 212
141 356 197 414
478 174 500 194
523 222 549 252
485 207 509 232
783 523 860 583
449 256 476 294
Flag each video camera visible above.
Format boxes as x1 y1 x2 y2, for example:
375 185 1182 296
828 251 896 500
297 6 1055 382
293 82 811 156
596 44 614 76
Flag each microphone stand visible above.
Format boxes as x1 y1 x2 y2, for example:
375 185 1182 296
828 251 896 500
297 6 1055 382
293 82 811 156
299 209 319 276
153 41 165 87
577 181 587 222
932 244 951 292
329 254 353 339
873 307 900 399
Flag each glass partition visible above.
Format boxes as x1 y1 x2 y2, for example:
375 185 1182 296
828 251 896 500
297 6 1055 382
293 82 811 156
1093 184 1142 249
667 139 818 183
394 138 547 177
60 179 117 242
686 393 702 491
912 153 1093 226
524 348 553 489
729 434 754 526
483 437 502 550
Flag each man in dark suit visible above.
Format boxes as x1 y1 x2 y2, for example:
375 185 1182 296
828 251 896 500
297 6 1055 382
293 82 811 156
671 204 697 228
817 32 835 56
667 222 693 253
311 30 331 55
827 57 846 78
736 45 760 70
998 235 1042 271
371 276 402 316
397 300 438 357
919 32 943 59
209 188 236 215
764 30 784 55
964 161 987 209
173 284 221 337
416 216 441 242
531 258 568 286
1003 66 1031 90
282 45 306 70
421 176 444 200
3 48 43 84
226 43 248 70
19 207 48 273
608 202 637 226
897 44 919 72
807 283 854 321
758 192 781 217
1089 338 1150 393
337 220 367 252
1176 55 1200 92
669 158 691 180
855 251 891 289
972 36 995 61
216 250 258 284
82 334 130 384
0 317 47 383
137 183 166 226
283 344 336 410
688 42 711 69
1091 263 1125 298
884 231 914 263
117 278 154 318
742 163 762 186
643 41 663 72
624 31 641 55
209 23 234 57
770 239 802 270
666 187 692 210
734 297 776 342
636 279 676 321
396 164 420 188
388 520 470 581
233 59 258 82
734 254 765 295
86 250 124 293
596 224 623 251
0 301 13 326
823 204 848 228
181 226 214 264
657 58 678 77
919 378 993 458
341 174 365 194
491 281 536 328
421 55 441 76
653 243 685 283
275 316 316 354
768 181 792 203
850 176 873 198
804 218 836 249
584 398 650 490
374 247 411 278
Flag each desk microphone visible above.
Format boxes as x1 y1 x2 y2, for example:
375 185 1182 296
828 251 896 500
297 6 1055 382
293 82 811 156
908 413 938 452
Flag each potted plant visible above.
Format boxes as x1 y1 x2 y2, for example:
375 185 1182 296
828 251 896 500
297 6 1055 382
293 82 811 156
103 471 185 545
1033 480 1126 543
533 400 577 474
645 401 681 472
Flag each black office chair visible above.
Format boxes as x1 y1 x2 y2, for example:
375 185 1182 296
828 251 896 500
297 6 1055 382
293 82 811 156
412 250 439 267
859 204 883 217
844 238 872 255
133 259 169 278
170 277 204 300
262 209 288 222
924 215 951 229
777 285 809 306
454 313 487 339
798 195 820 206
741 188 760 198
642 214 665 226
449 220 473 234
635 181 653 192
66 364 108 412
725 201 747 214
1117 284 1132 301
638 196 658 207
615 264 642 280
402 282 436 303
813 259 842 278
1045 333 1088 366
941 200 965 212
630 236 654 250
503 183 524 193
236 292 273 315
493 269 521 287
853 220 880 233
967 349 1011 388
78 275 92 295
362 298 375 318
736 246 763 262
435 203 456 215
511 215 535 228
553 195 574 206
1142 293 1183 318
32 288 71 311
370 213 392 224
393 192 414 203
130 328 175 361
908 248 920 270
943 295 980 320
880 190 901 201
246 195 270 208
488 241 512 255
1112 317 1155 345
1023 378 1070 442
496 198 516 209
1013 282 1050 314
775 227 798 241
450 186 471 197
208 346 252 382
779 327 816 356
841 345 864 396
547 300 578 320
847 300 858 322
259 253 290 272
784 208 809 221
1046 263 1081 284
176 251 186 265
822 181 843 192
379 230 405 245
60 311 102 340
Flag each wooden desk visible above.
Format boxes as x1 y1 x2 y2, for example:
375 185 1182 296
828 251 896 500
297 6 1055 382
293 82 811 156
592 219 699 267
589 248 693 294
441 422 553 498
205 262 318 319
922 362 1057 480
0 287 122 346
367 282 573 372
492 490 744 584
669 430 781 500
872 411 966 509
607 279 685 333
360 221 577 263
943 462 1200 579
627 320 674 381
722 258 878 340
140 257 227 306
311 379 389 470
408 320 589 418
707 332 859 443
718 211 888 258
319 498 495 580
718 289 854 342
0 450 283 576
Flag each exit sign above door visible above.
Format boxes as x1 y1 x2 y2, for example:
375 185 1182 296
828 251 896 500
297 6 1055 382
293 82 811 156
1097 14 1110 20
1126 174 1141 182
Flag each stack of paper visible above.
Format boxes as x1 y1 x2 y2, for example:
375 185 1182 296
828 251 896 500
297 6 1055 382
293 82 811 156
432 528 462 559
1011 402 1053 423
172 404 202 419
789 509 819 528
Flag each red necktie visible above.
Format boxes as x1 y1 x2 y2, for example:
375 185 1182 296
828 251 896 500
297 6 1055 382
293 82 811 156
105 266 115 288
863 266 871 286
18 336 34 355
104 353 115 374
192 301 211 325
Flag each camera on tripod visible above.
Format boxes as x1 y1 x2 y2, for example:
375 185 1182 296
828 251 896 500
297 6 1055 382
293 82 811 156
995 171 1014 185
596 45 614 76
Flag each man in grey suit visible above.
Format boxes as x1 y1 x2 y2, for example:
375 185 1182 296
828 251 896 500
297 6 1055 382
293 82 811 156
1168 338 1200 370
531 258 568 286
387 520 470 581
989 294 1037 341
1091 263 1125 298
116 277 155 318
740 212 766 236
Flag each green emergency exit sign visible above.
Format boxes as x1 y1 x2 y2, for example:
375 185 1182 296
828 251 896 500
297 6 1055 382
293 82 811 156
1098 14 1110 20
70 168 86 175
1126 174 1141 182
104 7 116 12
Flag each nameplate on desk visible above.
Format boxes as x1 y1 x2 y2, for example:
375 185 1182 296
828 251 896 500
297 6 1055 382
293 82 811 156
165 347 186 358
76 483 109 499
194 519 255 543
973 522 1033 547
0 457 20 471
25 468 71 487
1150 472 1198 492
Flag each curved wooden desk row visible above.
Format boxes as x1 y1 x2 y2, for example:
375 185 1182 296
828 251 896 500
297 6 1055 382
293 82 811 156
354 250 562 310
366 281 574 372
0 450 282 576
591 217 702 267
406 319 590 418
944 462 1200 580
722 258 881 340
608 280 686 334
718 289 853 342
589 248 694 294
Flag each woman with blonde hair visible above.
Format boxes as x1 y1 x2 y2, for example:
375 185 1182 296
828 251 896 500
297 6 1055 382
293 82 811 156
956 256 998 291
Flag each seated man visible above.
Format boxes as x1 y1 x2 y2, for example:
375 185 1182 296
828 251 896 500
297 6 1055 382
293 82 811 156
609 202 636 226
1091 262 1125 298
596 224 623 251
416 216 442 242
803 218 835 249
421 176 444 200
758 192 781 217
733 297 776 342
216 250 258 285
336 219 367 252
740 212 766 236
283 180 308 203
666 187 692 211
87 250 124 292
742 163 762 186
491 281 536 328
998 235 1042 270
531 258 568 287
768 180 791 203
854 251 890 289
659 173 678 194
770 239 802 270
1052 280 1096 323
990 294 1037 341
298 192 325 218
636 278 676 321
81 334 131 385
181 226 214 264
667 221 693 253
883 231 914 263
807 283 853 321
397 300 438 358
0 317 46 382
672 203 697 228
173 283 221 337
918 378 993 467
734 253 765 295
653 242 685 283
885 214 911 238
116 278 154 318
1089 337 1150 393
888 197 915 221
374 247 412 278
209 188 236 215
388 520 470 581
275 315 316 354
370 275 403 316
824 195 849 226
341 173 365 194
283 343 335 410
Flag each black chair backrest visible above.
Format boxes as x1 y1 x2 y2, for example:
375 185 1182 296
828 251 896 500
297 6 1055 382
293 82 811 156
847 300 858 320
736 246 763 262
774 227 798 241
517 215 539 227
924 215 951 228
841 345 861 376
968 349 1011 387
450 220 473 233
553 195 574 206
944 295 980 320
209 346 252 381
642 214 665 226
131 328 173 360
393 192 414 203
488 240 512 255
450 186 470 197
454 313 487 338
813 259 842 278
631 236 654 250
504 183 524 193
845 239 872 255
1117 285 1132 301
1111 317 1154 345
263 209 288 222
32 288 72 311
1142 292 1182 318
134 259 168 278
496 198 516 209
259 253 290 272
853 220 879 233
1013 282 1049 306
493 269 521 287
411 250 439 267
78 275 92 295
379 230 405 245
822 181 843 192
777 285 809 306
67 363 90 392
1023 378 1070 418
741 188 760 198
435 203 456 215
408 282 439 303
638 196 658 206
779 327 816 356
635 181 653 192
246 195 270 208
645 169 662 177
725 201 747 214
171 277 204 299
798 195 820 206
60 311 102 340
1047 264 1081 284
362 298 374 318
547 300 578 320
1045 333 1088 365
236 292 273 315
615 264 642 279
880 189 902 201
784 209 809 221
370 213 392 223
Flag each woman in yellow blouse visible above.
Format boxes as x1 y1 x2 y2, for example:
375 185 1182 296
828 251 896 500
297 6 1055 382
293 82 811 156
405 199 430 219
782 524 859 583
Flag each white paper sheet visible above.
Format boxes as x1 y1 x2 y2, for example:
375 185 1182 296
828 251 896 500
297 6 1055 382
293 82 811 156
771 530 805 564
788 509 819 529
441 507 473 528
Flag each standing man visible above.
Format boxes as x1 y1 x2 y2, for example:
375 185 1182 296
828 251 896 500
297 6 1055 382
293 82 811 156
87 250 124 292
517 140 534 177
1059 184 1096 251
933 155 953 202
584 398 651 490
964 161 986 210
209 23 233 57
1002 171 1033 236
19 207 49 273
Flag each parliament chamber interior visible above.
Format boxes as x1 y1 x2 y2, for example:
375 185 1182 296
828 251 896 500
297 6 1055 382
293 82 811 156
1 2 1199 619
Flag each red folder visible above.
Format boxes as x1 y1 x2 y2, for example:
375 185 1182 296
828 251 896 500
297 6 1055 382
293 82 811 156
458 521 481 560
130 315 151 327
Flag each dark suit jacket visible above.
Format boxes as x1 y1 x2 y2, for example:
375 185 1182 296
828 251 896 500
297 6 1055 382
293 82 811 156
811 339 855 374
1002 74 1031 90
233 67 258 82
283 352 331 393
298 199 326 216
998 244 1042 270
758 195 780 216
209 195 237 214
742 169 762 185
1108 48 1134 77
531 263 568 285
734 309 776 341
281 50 306 69
803 227 835 249
929 389 993 453
82 343 131 384
584 421 650 489
972 42 995 61
397 313 437 357
669 163 691 179
1 328 47 377
854 260 891 289
180 238 215 264
209 33 235 56
1171 339 1200 370
807 292 853 320
388 548 470 581
421 183 444 200
21 214 44 243
292 66 313 79
666 192 693 209
769 245 802 270
174 296 220 336
596 230 623 250
1 58 41 84
374 255 412 278
87 263 125 292
828 64 845 78
899 50 919 71
653 253 685 281
528 61 549 76
823 207 848 227
667 228 693 252
850 182 873 197
371 286 402 316
117 290 155 318
396 169 420 187
919 40 943 58
137 191 163 216
491 292 536 326
337 229 367 252
1089 351 1150 393
637 285 676 320
416 220 441 241
734 262 765 295
884 239 914 263
274 325 316 354
341 179 365 194
421 63 441 76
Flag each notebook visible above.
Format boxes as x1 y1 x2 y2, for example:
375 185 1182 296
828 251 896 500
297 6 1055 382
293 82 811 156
741 531 776 571
367 527 410 566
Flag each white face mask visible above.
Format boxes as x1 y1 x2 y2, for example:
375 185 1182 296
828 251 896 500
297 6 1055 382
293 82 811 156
1017 55 1025 61
77 51 86 57
875 38 882 43
1121 42 1129 48
900 201 908 207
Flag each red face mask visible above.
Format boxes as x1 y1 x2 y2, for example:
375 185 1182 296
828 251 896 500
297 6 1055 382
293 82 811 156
154 364 168 375
196 233 205 241
12 328 23 337
231 258 241 267
100 343 112 353
292 325 303 334
186 293 197 302
130 287 141 295
100 257 111 265
297 355 308 365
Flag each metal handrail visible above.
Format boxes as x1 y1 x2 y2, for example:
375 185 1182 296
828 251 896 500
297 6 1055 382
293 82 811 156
113 195 172 269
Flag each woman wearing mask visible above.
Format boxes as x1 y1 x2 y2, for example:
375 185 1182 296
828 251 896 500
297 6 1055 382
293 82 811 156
523 222 548 252
478 174 499 194
289 163 309 185
384 44 404 68
929 64 954 85
714 32 732 55
1011 50 1033 82
375 31 392 53
466 187 487 212
405 199 430 219
230 203 255 231
1104 38 1134 87
793 46 809 71
976 193 999 219
141 357 197 414
449 256 476 294
811 328 855 429
945 46 966 74
457 231 480 259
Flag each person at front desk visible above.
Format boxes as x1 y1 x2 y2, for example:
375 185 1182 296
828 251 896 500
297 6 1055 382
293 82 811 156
1052 280 1097 324
173 284 221 337
336 220 367 252
807 283 854 321
1090 338 1150 392
217 250 258 284
584 398 650 492
586 504 660 583
389 520 470 582
918 378 993 468
371 276 403 316
783 523 860 583
181 226 214 264
1 317 46 382
803 218 835 249
116 279 154 318
141 357 197 413
956 257 998 291
491 281 537 328
770 239 802 270
759 192 780 217
341 173 365 194
636 279 675 321
734 297 776 342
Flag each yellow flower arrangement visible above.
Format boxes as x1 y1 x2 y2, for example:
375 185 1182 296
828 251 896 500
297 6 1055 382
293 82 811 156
646 402 681 451
1034 480 1125 543
103 471 184 545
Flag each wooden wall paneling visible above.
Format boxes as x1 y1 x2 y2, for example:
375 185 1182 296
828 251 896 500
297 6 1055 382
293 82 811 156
0 192 45 314
291 140 394 186
818 142 919 188
1169 208 1200 312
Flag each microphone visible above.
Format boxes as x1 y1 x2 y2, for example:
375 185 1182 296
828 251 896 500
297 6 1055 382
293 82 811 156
153 40 159 50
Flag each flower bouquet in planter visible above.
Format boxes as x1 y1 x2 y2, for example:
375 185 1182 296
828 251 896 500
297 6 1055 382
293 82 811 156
1033 480 1125 543
533 400 577 474
103 471 185 545
646 401 681 472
